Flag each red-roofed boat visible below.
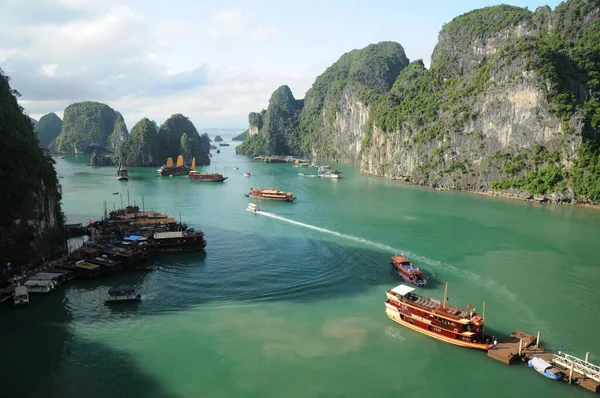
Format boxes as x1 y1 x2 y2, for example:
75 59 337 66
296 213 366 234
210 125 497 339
385 283 492 350
390 253 427 287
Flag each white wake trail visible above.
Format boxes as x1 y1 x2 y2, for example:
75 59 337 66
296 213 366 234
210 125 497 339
257 210 399 253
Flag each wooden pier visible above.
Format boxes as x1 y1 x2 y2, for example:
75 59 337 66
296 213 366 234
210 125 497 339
488 331 599 393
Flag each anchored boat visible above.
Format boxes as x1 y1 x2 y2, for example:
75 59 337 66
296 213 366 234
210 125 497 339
390 253 427 287
385 283 492 350
157 155 192 176
528 356 565 380
116 165 129 181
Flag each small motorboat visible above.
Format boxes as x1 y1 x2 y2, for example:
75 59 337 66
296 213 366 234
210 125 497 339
528 356 564 380
234 166 239 170
112 191 119 195
247 203 260 213
244 172 251 177
105 286 141 303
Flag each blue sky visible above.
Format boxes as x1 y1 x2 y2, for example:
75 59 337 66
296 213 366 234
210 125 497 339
0 0 562 130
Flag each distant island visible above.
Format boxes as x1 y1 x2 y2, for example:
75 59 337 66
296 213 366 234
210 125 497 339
213 135 223 142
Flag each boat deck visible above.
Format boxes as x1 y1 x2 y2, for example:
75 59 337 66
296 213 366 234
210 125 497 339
487 331 538 364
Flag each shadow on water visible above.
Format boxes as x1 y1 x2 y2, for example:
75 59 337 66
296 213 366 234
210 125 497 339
0 291 177 398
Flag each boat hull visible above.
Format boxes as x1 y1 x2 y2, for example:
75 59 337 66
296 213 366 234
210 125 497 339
189 176 228 182
250 194 296 202
385 305 491 350
392 268 427 287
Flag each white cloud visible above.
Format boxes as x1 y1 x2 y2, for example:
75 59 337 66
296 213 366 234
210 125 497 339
248 26 277 45
40 63 59 77
207 7 244 41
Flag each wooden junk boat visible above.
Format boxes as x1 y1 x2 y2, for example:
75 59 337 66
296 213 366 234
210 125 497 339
385 283 492 350
249 188 296 202
157 155 191 177
189 170 227 182
390 253 427 287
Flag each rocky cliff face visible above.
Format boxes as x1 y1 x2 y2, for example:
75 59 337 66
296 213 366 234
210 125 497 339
248 111 264 137
51 101 128 154
35 112 62 148
158 114 210 165
0 69 65 269
89 150 115 167
242 0 600 204
117 118 160 166
236 86 303 155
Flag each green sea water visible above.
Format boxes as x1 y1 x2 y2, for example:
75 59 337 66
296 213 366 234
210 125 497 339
1 143 599 397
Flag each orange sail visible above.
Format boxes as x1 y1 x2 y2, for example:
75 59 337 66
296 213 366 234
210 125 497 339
191 157 196 169
166 157 173 167
176 155 184 167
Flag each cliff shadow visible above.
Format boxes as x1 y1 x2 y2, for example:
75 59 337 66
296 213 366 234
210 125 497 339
0 295 177 398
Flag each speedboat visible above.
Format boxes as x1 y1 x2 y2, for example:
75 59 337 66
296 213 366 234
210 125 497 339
234 166 239 170
528 356 564 380
244 172 251 177
112 191 119 195
247 203 260 213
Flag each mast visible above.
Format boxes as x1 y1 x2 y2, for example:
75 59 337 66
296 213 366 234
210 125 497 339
482 301 486 322
127 189 130 207
442 282 448 309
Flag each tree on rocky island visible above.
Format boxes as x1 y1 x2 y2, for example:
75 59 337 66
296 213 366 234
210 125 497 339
50 101 128 154
116 118 161 166
157 114 210 165
35 112 63 148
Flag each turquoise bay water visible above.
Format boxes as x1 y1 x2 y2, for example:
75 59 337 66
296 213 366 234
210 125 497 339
1 143 599 397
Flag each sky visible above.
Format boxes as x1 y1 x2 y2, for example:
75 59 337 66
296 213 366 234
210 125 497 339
0 0 563 130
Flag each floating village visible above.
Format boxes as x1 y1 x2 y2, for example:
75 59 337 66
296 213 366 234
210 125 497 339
1 149 598 395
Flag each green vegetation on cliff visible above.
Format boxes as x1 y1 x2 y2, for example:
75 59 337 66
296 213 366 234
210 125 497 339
52 101 128 154
232 130 248 141
35 112 62 148
158 114 210 165
117 118 160 166
299 42 409 154
0 69 65 268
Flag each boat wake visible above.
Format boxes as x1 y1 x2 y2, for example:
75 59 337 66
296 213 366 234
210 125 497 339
257 211 399 253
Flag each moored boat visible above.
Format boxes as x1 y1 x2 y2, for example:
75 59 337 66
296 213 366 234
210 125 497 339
105 286 141 303
249 188 296 202
157 155 192 176
116 165 129 181
189 170 227 182
13 286 29 306
385 283 491 350
528 356 564 380
149 230 207 252
264 156 286 163
247 203 260 213
390 253 427 287
243 172 251 177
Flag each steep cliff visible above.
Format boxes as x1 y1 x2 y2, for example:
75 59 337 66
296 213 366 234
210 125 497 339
35 112 62 148
242 0 600 204
116 118 160 166
51 101 128 154
158 114 210 165
359 2 600 203
89 150 115 167
0 69 65 269
236 86 303 155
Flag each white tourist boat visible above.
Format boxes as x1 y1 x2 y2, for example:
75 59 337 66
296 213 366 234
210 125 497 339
247 203 260 213
13 286 29 306
23 279 55 293
105 286 141 303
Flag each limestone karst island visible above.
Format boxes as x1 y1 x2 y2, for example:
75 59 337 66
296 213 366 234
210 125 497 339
1 1 600 397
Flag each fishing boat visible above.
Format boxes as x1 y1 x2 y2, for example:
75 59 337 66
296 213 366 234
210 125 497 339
189 170 228 182
249 188 296 202
243 172 251 177
13 286 29 306
105 286 141 303
219 143 229 147
385 283 492 350
528 356 564 380
390 253 427 287
247 203 260 213
157 155 192 176
116 165 129 181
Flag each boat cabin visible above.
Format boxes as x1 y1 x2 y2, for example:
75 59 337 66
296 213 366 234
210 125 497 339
23 279 55 293
13 286 29 306
390 254 427 287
